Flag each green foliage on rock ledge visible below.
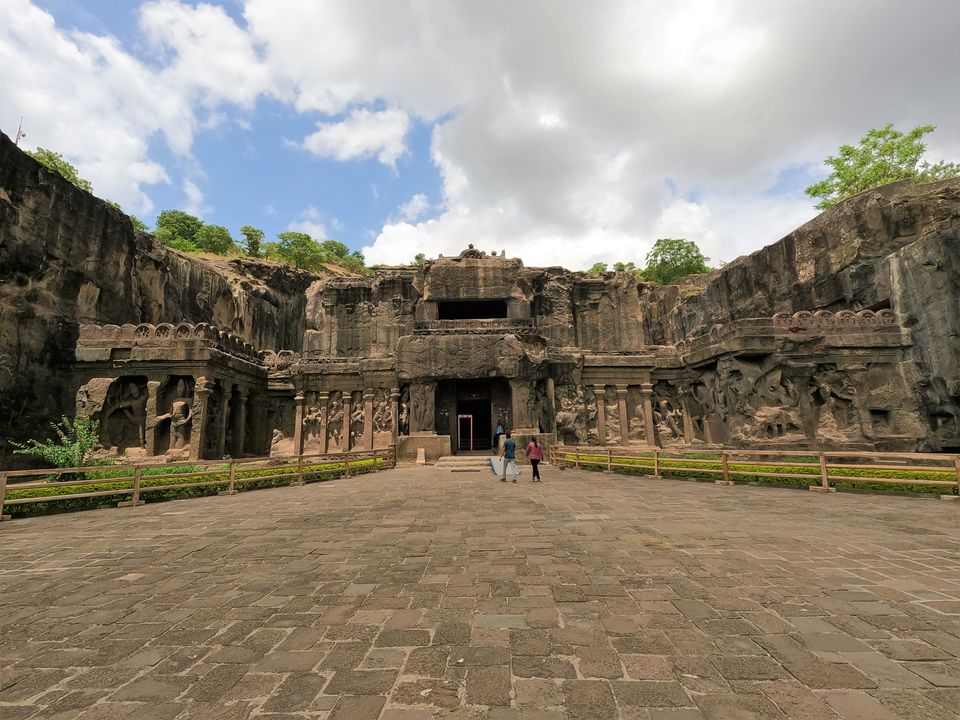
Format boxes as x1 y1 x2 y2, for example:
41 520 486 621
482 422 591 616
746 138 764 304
806 124 960 210
10 416 100 470
27 147 93 192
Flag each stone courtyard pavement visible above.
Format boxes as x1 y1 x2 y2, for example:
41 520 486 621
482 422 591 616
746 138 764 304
2 467 960 720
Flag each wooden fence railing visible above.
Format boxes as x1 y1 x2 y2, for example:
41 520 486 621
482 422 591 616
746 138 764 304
548 445 960 499
0 446 397 521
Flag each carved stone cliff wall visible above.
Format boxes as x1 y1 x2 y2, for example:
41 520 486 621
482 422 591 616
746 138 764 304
0 131 314 451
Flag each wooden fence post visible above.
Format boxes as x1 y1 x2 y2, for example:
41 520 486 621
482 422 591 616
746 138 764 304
654 449 660 479
810 451 837 493
717 452 733 486
295 455 304 485
575 449 581 469
119 465 144 507
228 460 237 494
952 458 960 497
606 448 612 472
0 472 10 521
345 457 352 478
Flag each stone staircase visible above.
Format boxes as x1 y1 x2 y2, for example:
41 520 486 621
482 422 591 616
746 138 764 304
434 454 496 473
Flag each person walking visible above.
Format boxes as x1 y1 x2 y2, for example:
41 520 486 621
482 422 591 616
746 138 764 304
526 436 543 482
499 430 519 483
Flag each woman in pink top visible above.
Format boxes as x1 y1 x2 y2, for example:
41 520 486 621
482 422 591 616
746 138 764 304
525 436 543 482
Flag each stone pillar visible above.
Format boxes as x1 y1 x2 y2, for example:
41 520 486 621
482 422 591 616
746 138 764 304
216 389 230 459
293 392 305 455
679 388 695 444
363 390 374 450
342 392 352 451
409 381 436 433
640 381 656 447
318 392 329 453
144 379 162 455
390 388 400 445
594 384 607 446
232 388 248 457
546 377 557 433
189 377 213 461
616 385 629 447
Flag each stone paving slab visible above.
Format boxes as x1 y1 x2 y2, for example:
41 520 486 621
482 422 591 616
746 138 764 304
2 466 960 719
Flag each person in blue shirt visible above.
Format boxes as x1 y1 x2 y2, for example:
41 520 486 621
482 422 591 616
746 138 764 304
499 430 519 483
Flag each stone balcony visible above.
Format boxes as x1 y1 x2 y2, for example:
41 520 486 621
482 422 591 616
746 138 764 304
411 318 536 336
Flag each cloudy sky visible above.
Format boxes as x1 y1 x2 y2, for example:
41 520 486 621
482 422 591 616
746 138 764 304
2 0 958 269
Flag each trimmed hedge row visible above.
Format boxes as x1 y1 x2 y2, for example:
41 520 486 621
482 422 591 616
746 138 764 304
562 454 957 495
4 458 385 518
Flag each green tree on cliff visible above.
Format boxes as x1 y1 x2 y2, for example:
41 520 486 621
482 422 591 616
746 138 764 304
194 224 237 254
640 238 711 284
155 209 203 248
240 225 264 257
270 232 326 270
805 124 960 210
588 262 608 273
27 148 93 192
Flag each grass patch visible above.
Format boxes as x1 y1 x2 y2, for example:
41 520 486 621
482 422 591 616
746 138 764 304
562 454 958 496
4 458 386 518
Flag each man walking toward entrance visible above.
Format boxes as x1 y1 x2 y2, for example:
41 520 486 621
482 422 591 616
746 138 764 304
500 431 519 483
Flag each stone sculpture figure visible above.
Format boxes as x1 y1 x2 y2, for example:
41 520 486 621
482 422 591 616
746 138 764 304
437 408 449 436
327 392 344 450
657 399 686 445
349 400 364 448
399 387 410 436
605 394 621 444
156 399 192 450
103 380 149 449
373 390 391 433
555 386 587 445
629 403 646 441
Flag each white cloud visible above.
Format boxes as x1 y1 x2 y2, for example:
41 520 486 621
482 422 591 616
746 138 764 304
397 193 431 222
182 179 208 216
286 206 340 240
301 107 410 167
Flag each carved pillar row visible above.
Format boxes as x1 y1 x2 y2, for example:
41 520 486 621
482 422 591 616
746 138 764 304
293 392 305 455
145 379 162 455
189 377 213 461
318 392 329 453
342 392 352 451
363 390 374 450
616 385 629 447
640 381 656 447
232 389 248 457
594 384 607 446
390 388 400 445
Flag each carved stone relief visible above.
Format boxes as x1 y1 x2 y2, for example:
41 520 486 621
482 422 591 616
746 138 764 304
327 391 344 451
100 377 149 452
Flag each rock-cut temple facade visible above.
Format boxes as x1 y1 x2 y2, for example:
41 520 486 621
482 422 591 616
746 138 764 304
1 132 958 463
70 237 955 462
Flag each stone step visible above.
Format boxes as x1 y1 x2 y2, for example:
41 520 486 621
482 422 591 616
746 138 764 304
434 455 497 472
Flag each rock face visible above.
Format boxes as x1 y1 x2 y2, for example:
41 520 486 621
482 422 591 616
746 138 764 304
2 129 959 465
0 132 314 460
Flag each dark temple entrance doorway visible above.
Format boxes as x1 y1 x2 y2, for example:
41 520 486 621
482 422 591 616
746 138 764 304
437 378 511 454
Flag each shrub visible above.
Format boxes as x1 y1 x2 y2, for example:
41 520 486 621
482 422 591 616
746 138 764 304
10 417 101 473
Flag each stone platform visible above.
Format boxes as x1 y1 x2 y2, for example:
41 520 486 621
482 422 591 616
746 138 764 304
2 468 960 719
